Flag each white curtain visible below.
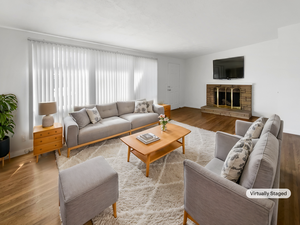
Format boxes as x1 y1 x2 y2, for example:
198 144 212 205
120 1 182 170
31 41 90 126
30 39 158 127
95 52 136 104
134 57 158 102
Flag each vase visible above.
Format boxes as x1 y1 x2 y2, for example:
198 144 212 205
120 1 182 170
161 124 167 131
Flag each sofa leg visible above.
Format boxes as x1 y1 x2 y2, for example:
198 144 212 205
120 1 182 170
112 202 117 218
67 148 71 158
183 210 188 225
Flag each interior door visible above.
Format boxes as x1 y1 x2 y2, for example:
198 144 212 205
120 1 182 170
167 63 180 109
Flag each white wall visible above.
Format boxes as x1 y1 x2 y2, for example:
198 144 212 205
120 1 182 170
0 27 185 157
184 23 300 135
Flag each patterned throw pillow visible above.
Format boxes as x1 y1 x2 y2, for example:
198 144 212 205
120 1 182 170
244 117 264 139
134 101 148 113
86 107 101 124
221 138 253 182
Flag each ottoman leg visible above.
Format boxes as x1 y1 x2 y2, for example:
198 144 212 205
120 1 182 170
112 202 117 218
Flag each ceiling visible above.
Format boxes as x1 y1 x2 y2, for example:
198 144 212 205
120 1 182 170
1 0 300 58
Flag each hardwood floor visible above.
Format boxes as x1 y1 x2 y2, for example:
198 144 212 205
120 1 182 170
0 107 299 225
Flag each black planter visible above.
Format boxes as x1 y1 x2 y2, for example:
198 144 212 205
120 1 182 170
0 136 10 158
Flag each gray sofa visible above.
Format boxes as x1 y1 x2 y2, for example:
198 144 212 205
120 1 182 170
64 101 164 157
183 114 283 225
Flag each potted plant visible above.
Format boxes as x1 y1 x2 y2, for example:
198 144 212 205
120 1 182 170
0 94 18 165
158 114 169 131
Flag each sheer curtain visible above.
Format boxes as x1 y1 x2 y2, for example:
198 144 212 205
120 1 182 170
95 52 135 104
134 57 158 102
30 40 90 126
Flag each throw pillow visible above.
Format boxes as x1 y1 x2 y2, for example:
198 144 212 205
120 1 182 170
69 108 91 129
86 107 101 124
221 138 253 182
134 101 148 113
244 117 264 139
146 100 154 113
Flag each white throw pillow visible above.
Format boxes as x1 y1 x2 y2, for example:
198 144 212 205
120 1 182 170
146 100 154 113
244 117 264 139
86 107 101 124
221 138 253 182
134 101 148 113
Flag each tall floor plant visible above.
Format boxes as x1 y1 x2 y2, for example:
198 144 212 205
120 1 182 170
0 94 18 140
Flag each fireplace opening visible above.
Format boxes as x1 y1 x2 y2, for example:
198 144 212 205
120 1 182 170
214 87 241 109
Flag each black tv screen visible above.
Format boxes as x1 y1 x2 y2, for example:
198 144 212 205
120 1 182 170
213 56 244 79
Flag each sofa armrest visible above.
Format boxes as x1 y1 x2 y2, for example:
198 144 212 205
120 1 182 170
215 131 241 161
184 160 274 225
235 120 253 136
153 104 164 115
64 116 79 148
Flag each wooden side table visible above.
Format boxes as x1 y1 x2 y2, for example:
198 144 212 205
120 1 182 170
159 104 171 119
33 122 63 163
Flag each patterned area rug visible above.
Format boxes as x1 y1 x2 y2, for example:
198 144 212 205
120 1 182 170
55 121 215 225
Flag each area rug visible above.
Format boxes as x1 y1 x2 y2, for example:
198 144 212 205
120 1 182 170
55 120 216 225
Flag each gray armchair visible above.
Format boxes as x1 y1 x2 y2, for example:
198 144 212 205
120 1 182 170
183 115 283 225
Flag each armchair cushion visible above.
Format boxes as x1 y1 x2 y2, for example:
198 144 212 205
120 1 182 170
244 117 264 139
239 132 279 189
221 138 253 182
261 114 281 138
204 158 224 175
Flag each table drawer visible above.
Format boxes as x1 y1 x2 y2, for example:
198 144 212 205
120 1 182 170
34 134 62 146
165 110 171 119
164 105 171 111
34 140 62 155
34 128 61 139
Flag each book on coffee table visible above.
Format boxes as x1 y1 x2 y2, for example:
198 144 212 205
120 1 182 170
137 133 160 144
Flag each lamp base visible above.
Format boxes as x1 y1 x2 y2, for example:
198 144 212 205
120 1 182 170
42 115 54 128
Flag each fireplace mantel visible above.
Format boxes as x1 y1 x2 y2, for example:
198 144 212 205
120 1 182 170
201 84 252 119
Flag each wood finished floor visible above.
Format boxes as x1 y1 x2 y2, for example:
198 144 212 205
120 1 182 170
0 107 299 225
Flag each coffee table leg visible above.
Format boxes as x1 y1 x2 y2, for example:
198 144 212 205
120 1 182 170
146 155 150 177
127 146 131 162
182 136 185 154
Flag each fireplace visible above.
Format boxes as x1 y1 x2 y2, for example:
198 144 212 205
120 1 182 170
214 87 241 109
201 84 252 119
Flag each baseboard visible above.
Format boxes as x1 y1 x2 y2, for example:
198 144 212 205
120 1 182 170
8 147 33 159
283 129 300 136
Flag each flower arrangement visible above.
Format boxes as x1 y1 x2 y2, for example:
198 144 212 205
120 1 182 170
158 114 169 131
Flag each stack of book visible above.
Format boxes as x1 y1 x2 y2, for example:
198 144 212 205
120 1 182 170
137 133 160 144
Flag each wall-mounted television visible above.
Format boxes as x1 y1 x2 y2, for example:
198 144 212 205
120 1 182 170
213 56 244 79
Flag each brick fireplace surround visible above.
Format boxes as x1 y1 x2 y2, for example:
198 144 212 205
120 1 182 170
201 84 252 119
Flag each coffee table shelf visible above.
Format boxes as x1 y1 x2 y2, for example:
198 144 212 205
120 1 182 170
131 141 182 164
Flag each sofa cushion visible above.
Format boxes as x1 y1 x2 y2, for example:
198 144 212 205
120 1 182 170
69 108 91 129
120 113 159 129
205 158 224 175
244 117 264 139
78 117 131 145
74 104 96 111
260 114 281 138
221 138 253 182
86 107 101 124
239 132 279 189
117 101 135 116
96 103 118 119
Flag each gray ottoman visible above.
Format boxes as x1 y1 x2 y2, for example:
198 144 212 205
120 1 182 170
58 156 119 225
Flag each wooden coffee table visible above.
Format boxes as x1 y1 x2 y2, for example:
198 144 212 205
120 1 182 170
120 124 191 177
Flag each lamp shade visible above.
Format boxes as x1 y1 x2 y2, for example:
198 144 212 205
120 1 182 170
39 102 57 115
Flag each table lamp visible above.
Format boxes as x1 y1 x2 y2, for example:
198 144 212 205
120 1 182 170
39 102 57 127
